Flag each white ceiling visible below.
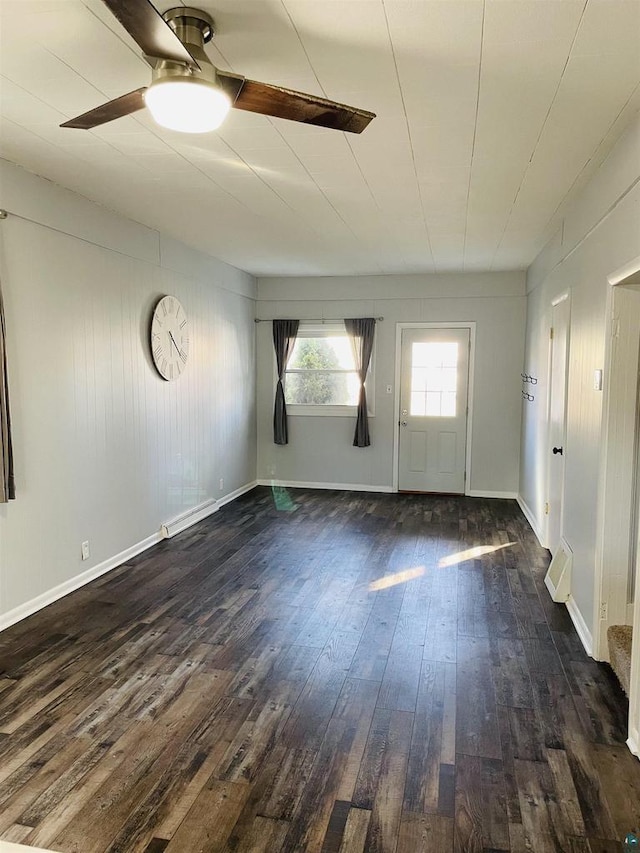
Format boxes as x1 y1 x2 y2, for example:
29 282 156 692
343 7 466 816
1 0 639 277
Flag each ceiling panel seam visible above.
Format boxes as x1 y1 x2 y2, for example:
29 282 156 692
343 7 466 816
462 0 486 272
381 0 435 272
490 0 590 269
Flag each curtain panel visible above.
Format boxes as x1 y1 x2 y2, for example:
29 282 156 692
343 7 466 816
344 318 376 448
0 281 15 502
272 319 300 445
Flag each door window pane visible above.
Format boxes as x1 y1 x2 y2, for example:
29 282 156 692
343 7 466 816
410 342 458 417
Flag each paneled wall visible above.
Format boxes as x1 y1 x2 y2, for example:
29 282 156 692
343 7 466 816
521 113 640 643
256 272 526 495
0 161 257 625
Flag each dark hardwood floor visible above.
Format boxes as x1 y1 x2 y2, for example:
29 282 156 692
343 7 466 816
1 487 639 852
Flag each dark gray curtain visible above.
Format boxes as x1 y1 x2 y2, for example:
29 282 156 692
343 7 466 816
273 319 299 445
345 318 376 448
0 281 15 502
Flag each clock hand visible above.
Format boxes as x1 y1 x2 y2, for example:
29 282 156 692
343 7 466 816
168 331 181 356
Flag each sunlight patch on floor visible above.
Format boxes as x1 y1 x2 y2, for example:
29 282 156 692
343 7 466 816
438 542 516 568
369 566 425 591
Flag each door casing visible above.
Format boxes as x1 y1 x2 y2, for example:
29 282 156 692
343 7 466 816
595 253 640 759
393 322 476 494
546 293 571 554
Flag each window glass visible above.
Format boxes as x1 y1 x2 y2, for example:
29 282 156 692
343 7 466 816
285 333 360 406
410 342 458 417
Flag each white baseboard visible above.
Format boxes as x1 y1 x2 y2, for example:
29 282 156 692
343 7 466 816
0 481 258 634
566 595 594 656
517 495 546 547
258 482 519 498
628 729 640 760
257 479 393 493
217 480 258 507
466 490 518 499
0 531 161 633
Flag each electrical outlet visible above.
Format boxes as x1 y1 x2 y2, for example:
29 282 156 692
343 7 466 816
81 540 90 561
219 478 224 491
600 602 608 620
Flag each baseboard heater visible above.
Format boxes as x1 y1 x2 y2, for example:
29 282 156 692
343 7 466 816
161 498 217 539
545 538 573 602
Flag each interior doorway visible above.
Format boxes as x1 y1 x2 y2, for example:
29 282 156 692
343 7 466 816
596 275 640 655
547 294 571 555
397 326 470 494
596 257 640 758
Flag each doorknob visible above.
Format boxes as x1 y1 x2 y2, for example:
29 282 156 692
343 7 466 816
552 446 563 455
401 421 407 427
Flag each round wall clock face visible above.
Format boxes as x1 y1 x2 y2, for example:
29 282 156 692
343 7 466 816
150 296 189 381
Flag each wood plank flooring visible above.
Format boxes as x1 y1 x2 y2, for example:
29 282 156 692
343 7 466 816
1 487 639 852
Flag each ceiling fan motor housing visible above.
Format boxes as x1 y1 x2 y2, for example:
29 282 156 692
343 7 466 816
153 7 217 86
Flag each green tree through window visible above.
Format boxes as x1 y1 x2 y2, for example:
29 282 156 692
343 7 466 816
286 337 351 405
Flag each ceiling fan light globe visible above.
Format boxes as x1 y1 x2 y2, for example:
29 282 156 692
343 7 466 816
144 78 231 133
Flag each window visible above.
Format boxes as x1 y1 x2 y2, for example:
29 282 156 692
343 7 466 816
410 341 458 417
284 325 373 415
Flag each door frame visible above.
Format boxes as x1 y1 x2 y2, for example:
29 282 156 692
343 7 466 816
594 255 640 658
545 292 571 552
393 322 476 494
594 253 640 760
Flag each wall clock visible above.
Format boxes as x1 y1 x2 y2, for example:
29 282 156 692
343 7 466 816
150 295 189 381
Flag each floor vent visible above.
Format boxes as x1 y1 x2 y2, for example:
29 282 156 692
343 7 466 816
544 538 573 602
607 624 633 696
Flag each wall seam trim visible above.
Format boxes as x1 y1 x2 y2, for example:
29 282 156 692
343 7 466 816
541 172 640 279
0 208 255 297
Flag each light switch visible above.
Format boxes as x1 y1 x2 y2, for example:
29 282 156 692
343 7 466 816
593 369 603 391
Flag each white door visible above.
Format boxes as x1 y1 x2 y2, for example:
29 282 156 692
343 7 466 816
547 297 570 555
398 327 470 493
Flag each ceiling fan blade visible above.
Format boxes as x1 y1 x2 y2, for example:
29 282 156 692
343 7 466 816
225 76 375 133
100 0 199 67
215 70 246 104
61 88 147 129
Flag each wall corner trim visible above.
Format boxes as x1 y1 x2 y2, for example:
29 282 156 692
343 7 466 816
0 481 259 634
517 495 546 547
627 731 640 760
566 595 594 657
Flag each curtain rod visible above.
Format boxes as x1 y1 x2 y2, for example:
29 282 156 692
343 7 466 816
254 316 383 323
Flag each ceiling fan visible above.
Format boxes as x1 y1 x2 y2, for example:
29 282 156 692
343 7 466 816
61 0 376 134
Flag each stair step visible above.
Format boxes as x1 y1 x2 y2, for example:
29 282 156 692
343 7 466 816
607 624 633 696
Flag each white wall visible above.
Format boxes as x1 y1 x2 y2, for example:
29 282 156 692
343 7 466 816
0 160 257 626
256 272 526 494
520 112 640 642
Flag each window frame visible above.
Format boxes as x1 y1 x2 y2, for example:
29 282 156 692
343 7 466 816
281 323 375 418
